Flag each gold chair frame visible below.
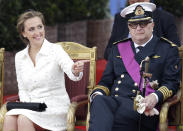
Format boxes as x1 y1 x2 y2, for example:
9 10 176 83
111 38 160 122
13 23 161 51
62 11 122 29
0 48 5 130
0 48 5 107
56 42 97 131
159 45 183 131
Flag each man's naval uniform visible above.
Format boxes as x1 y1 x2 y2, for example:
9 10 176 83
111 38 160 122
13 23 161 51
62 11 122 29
89 35 180 131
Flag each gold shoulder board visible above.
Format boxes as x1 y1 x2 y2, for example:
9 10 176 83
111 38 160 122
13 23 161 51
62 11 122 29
160 37 177 47
113 38 131 45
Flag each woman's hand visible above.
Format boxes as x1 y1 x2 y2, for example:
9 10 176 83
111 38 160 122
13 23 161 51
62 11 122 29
72 60 90 76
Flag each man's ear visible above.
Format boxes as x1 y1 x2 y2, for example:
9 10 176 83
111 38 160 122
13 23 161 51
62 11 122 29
152 22 155 28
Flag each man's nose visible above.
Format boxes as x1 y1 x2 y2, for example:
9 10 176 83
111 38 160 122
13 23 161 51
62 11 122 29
136 24 142 30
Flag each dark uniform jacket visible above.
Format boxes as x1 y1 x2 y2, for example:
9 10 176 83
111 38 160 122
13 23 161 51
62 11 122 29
93 35 180 104
104 8 180 60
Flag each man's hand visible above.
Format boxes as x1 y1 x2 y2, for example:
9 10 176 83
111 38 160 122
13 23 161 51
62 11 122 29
135 94 159 116
142 93 158 112
72 60 90 76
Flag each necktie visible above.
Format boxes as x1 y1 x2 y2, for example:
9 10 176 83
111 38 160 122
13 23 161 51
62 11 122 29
137 46 143 53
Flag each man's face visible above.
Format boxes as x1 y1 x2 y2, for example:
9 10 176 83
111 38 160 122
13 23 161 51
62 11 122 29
128 20 154 45
128 0 150 5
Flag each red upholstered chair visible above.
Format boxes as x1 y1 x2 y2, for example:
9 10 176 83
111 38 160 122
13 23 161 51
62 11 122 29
0 42 97 131
57 42 97 131
96 59 107 84
159 45 183 131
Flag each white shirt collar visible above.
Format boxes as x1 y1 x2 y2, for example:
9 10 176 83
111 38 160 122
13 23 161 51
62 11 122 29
22 39 51 58
38 39 51 56
134 35 153 49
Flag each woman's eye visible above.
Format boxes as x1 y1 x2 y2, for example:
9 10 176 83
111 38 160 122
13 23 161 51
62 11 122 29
29 27 34 31
38 25 42 29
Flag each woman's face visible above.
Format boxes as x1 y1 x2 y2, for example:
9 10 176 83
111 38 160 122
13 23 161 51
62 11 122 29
22 16 45 46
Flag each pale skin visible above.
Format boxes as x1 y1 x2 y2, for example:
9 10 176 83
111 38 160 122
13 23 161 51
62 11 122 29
128 21 157 116
128 22 154 45
3 16 88 131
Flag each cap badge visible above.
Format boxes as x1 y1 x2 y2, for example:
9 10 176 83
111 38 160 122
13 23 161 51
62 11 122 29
134 5 145 16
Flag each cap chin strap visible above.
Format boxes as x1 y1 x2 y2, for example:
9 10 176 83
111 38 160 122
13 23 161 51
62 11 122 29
128 17 152 22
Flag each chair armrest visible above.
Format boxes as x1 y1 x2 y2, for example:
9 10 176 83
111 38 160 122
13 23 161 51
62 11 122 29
0 103 7 129
4 94 19 102
67 95 89 131
159 89 181 131
71 95 88 103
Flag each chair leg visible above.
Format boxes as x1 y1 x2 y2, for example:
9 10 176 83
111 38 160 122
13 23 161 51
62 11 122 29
0 103 7 131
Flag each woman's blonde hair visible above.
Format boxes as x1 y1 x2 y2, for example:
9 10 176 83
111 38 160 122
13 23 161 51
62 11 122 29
17 10 45 45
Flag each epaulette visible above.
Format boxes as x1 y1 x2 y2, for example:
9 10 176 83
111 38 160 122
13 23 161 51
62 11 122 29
113 37 131 45
160 37 177 47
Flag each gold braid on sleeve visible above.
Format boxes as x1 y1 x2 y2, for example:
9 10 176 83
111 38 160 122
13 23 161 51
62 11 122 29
93 85 110 96
158 86 173 101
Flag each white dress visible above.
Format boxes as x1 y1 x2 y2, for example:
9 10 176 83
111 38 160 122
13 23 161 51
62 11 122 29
6 39 83 131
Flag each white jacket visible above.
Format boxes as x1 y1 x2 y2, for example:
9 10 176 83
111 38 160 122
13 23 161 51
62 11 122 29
6 39 82 131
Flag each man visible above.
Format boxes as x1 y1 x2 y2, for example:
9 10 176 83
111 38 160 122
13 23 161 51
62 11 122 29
89 2 180 131
104 0 180 60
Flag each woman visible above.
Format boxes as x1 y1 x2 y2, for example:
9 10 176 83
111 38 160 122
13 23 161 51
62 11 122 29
3 10 87 131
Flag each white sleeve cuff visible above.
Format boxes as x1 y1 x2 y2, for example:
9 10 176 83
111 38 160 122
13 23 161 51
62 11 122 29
152 93 159 103
90 91 103 102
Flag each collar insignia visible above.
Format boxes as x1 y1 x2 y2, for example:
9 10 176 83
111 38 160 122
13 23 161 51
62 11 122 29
152 55 160 59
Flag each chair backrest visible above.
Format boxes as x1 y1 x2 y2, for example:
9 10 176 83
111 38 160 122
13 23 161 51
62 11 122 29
169 46 183 125
170 45 183 126
179 45 183 126
162 45 183 130
0 48 5 107
56 42 97 97
56 42 97 121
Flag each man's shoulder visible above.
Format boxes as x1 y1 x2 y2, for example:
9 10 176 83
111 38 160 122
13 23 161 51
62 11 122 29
113 38 131 45
114 12 127 22
115 12 122 18
154 8 174 18
159 37 177 47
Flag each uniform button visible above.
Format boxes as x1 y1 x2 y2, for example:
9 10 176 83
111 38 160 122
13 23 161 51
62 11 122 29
132 90 136 93
115 95 118 97
134 82 138 87
118 80 121 84
131 97 135 99
115 88 119 91
121 74 124 78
